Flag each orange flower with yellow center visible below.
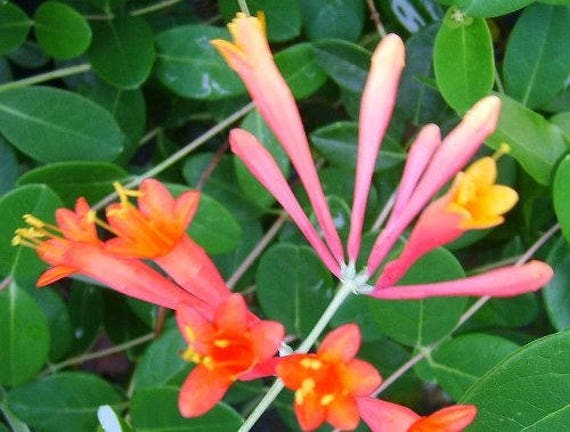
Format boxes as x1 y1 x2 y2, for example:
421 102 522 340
277 324 382 431
177 294 284 417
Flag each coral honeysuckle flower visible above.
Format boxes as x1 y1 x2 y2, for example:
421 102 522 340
357 398 477 432
103 179 231 307
376 151 519 288
211 12 344 266
12 198 205 311
177 294 284 417
276 324 382 431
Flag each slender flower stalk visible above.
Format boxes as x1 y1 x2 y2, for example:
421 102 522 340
211 13 344 265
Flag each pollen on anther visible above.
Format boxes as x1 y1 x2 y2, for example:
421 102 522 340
214 339 230 348
300 358 322 370
320 394 335 406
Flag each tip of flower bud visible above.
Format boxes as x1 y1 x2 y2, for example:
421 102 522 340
463 95 502 135
526 260 554 285
372 33 406 70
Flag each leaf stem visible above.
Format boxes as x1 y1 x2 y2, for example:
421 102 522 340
44 333 155 375
238 279 355 431
366 0 387 37
130 0 184 16
0 64 91 93
372 222 560 397
237 0 251 15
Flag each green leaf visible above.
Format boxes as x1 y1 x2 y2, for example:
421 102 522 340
6 41 49 69
544 236 570 331
300 0 365 42
7 372 123 432
416 334 520 400
130 387 243 431
133 328 190 390
17 161 128 207
0 87 123 163
0 136 17 196
0 2 31 55
275 43 328 99
155 25 245 99
447 0 535 17
0 185 63 286
368 248 467 347
461 329 570 430
233 110 289 208
34 1 91 59
88 16 155 89
0 282 50 386
218 0 301 42
554 155 570 243
68 282 103 354
433 9 494 113
256 243 334 338
188 193 242 255
503 4 570 109
486 95 567 185
312 39 371 93
311 121 405 171
473 294 539 328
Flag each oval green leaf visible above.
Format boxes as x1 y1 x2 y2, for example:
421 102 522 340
17 161 128 207
433 9 494 113
544 237 570 331
0 87 123 163
487 95 567 185
312 39 370 93
504 4 570 109
6 372 123 432
461 329 570 430
0 2 31 55
256 243 334 338
130 387 243 431
368 248 467 347
34 1 91 59
0 282 50 386
88 16 155 89
155 25 245 99
300 0 365 42
448 0 535 17
275 43 328 99
68 282 103 354
415 333 520 400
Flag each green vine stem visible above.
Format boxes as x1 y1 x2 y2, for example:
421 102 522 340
0 64 91 93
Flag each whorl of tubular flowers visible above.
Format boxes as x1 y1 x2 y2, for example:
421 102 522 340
211 12 344 266
357 398 477 432
177 294 284 417
12 197 210 312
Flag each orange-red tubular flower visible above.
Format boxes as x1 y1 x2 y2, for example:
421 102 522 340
177 294 284 417
276 324 382 431
104 179 231 308
212 13 344 265
357 398 477 432
13 197 207 311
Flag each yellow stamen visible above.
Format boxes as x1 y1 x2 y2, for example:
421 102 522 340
492 142 510 161
320 394 335 406
300 358 322 370
181 346 202 364
214 339 230 348
113 181 142 203
295 378 316 405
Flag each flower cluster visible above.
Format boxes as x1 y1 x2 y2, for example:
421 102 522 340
12 10 556 432
13 179 285 416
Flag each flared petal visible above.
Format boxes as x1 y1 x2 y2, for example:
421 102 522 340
391 124 442 219
214 293 248 332
213 14 344 264
368 96 502 273
357 398 419 432
462 185 519 229
154 235 231 308
410 405 477 432
176 302 216 348
230 128 340 276
250 320 285 363
37 265 76 287
327 395 361 431
372 260 553 299
318 323 361 362
277 354 313 389
342 358 383 396
294 392 327 431
178 364 232 417
347 34 406 262
56 197 99 244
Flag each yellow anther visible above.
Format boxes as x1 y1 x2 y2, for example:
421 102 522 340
113 181 142 203
184 326 196 342
202 356 214 370
214 339 231 348
23 214 46 228
181 346 201 364
320 394 335 406
295 378 316 405
300 358 322 370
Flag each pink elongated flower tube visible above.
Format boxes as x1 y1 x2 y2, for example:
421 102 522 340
217 12 553 302
212 12 344 265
